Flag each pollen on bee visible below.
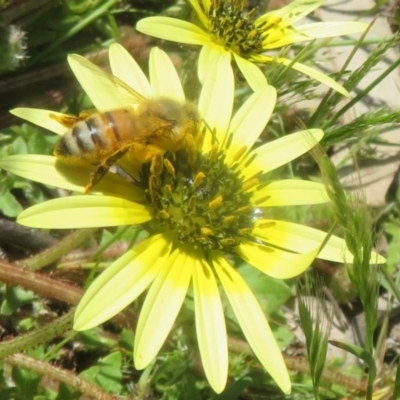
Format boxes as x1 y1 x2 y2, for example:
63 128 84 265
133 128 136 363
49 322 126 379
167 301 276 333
150 154 164 176
208 196 223 209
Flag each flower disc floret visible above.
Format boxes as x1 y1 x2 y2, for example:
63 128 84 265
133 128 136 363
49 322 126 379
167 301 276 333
207 0 267 55
146 145 254 251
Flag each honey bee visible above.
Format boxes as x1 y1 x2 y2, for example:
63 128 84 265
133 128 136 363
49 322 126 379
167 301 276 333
52 54 201 193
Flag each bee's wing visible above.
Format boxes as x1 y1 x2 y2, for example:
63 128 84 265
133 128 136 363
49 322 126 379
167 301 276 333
68 54 146 112
126 116 172 140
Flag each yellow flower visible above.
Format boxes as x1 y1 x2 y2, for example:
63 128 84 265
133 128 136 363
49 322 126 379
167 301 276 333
136 0 367 95
0 44 384 394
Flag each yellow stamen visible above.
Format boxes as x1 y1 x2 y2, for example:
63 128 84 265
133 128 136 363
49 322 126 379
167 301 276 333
221 238 238 246
164 185 172 195
164 159 175 175
209 196 223 209
248 29 257 39
189 195 197 208
201 227 214 236
242 178 259 191
194 172 206 188
254 195 271 205
159 210 170 219
258 221 276 229
223 215 236 224
233 145 248 162
237 205 252 213
209 143 219 163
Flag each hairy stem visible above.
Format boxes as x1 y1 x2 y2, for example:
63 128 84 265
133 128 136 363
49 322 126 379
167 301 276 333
5 353 122 400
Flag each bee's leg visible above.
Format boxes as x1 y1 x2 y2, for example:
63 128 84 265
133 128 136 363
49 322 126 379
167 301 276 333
49 113 80 128
150 153 164 177
184 131 202 165
84 147 129 193
78 109 97 119
148 153 164 204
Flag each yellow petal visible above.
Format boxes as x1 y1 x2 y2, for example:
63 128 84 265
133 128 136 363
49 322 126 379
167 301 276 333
253 220 386 264
198 42 231 83
257 0 324 26
68 54 144 112
74 235 171 330
188 0 209 28
17 195 151 229
226 85 276 164
0 155 143 200
109 43 153 98
237 239 321 279
275 57 350 97
213 255 291 394
136 17 210 45
149 47 185 101
251 180 328 206
198 52 234 154
193 256 227 393
241 129 323 180
134 248 193 369
10 108 68 136
268 21 368 48
233 53 268 91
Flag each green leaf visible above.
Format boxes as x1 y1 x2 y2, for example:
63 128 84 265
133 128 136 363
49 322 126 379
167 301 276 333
1 287 36 316
329 340 375 375
272 325 295 351
0 191 23 217
237 263 292 314
12 136 28 154
79 351 123 393
214 375 253 399
11 367 41 397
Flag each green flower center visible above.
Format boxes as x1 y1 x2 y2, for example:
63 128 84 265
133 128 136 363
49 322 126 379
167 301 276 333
206 0 270 55
141 145 255 252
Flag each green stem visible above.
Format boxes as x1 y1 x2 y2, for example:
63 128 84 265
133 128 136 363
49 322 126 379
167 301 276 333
381 265 400 303
92 225 130 259
5 353 121 400
227 337 368 392
0 311 74 359
322 56 400 130
0 260 82 304
0 260 136 328
309 18 375 128
32 0 119 64
19 228 98 271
